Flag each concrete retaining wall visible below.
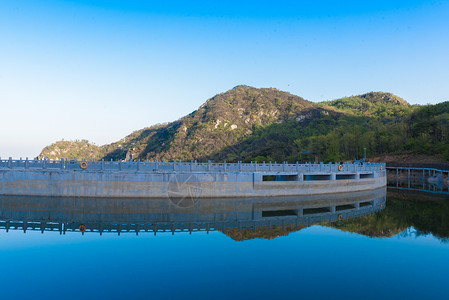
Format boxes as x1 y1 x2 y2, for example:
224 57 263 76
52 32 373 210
0 166 386 198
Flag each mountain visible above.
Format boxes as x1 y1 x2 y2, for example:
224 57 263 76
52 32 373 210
39 86 449 163
40 85 317 161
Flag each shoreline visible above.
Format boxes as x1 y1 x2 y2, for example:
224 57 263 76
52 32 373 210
367 153 449 170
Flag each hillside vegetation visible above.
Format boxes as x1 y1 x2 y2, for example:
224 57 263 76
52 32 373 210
39 85 449 163
40 140 103 160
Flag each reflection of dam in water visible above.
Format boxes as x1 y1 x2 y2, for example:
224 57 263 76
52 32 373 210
0 188 386 235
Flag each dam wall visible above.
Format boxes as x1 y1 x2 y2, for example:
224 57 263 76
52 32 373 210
0 158 386 198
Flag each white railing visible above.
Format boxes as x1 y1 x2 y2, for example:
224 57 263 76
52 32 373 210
0 157 385 173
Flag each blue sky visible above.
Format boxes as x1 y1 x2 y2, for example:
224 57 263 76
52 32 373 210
1 0 448 158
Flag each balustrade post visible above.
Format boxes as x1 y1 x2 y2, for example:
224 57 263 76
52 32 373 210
408 168 410 188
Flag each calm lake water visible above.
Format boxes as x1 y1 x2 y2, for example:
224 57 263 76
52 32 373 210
0 189 448 300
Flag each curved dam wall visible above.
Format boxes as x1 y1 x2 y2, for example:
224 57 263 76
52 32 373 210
0 159 386 198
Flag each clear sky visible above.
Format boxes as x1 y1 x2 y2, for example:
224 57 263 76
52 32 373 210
1 0 448 158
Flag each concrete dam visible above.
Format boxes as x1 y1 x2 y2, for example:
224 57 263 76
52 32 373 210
0 158 386 198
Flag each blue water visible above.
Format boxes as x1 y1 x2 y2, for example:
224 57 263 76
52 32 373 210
0 224 448 299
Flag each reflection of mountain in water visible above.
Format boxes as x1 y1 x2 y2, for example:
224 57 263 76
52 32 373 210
223 225 307 241
0 189 385 237
1 188 447 241
223 190 449 242
330 190 449 241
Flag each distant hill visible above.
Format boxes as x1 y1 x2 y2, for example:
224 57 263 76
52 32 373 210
320 92 410 117
40 140 103 161
39 86 449 163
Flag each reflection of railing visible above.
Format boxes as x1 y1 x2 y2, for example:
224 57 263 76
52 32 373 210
0 204 384 235
0 189 386 235
0 157 384 173
387 167 449 194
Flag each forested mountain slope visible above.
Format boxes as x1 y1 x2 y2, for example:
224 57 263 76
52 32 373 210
39 86 449 163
